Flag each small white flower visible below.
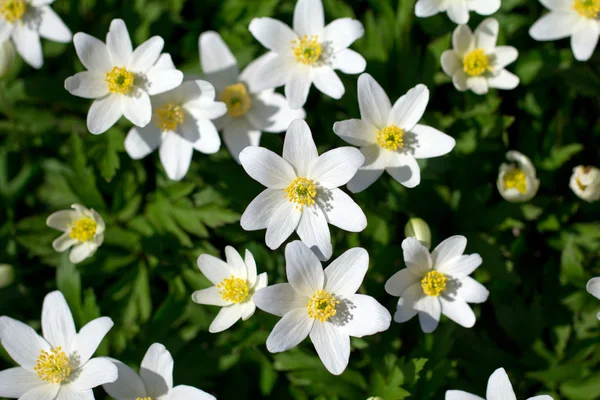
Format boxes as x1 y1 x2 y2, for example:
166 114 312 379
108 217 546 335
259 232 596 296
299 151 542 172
46 204 105 264
587 277 600 320
239 119 366 261
0 39 15 77
192 246 268 333
199 31 306 162
569 165 600 202
442 18 519 95
497 150 540 203
385 236 489 333
530 0 600 62
0 291 117 400
248 0 366 109
124 79 226 181
64 19 184 135
103 343 215 400
415 0 501 25
333 73 455 193
0 0 71 69
446 367 554 400
254 241 391 375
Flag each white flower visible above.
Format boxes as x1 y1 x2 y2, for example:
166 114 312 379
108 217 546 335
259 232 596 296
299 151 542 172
0 291 117 400
248 0 366 109
530 0 600 62
446 367 554 400
239 119 366 261
385 236 489 333
0 0 71 69
199 31 306 162
124 79 226 181
587 277 600 320
0 39 15 77
442 18 519 95
46 204 105 264
415 0 501 25
333 73 455 193
569 165 600 202
192 246 268 333
497 150 540 203
253 241 391 375
103 343 215 400
64 19 184 135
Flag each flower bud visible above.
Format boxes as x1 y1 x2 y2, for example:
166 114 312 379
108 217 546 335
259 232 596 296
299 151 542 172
0 264 14 288
570 166 600 203
405 218 431 250
0 40 15 79
497 150 540 203
367 397 384 400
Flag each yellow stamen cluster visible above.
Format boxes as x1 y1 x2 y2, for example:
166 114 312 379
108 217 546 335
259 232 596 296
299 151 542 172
421 271 448 297
285 177 317 209
217 275 249 303
154 103 185 132
503 168 527 194
463 49 491 77
105 66 135 94
69 217 97 242
306 290 339 322
292 35 322 65
220 83 252 117
0 0 26 24
573 0 600 18
33 347 71 384
376 125 405 151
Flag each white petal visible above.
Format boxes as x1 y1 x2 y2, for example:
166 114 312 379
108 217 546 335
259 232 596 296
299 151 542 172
446 390 485 400
222 118 261 163
179 80 217 104
331 48 366 74
432 235 467 270
241 301 257 321
438 253 483 279
453 71 469 91
296 206 332 261
475 18 499 52
253 283 306 317
42 291 76 350
283 119 318 177
69 241 97 264
209 305 244 333
20 384 59 400
487 368 517 400
453 276 489 304
294 0 324 36
46 210 78 231
333 119 377 147
441 50 460 76
224 246 247 280
70 358 118 390
470 0 501 15
0 317 50 371
285 68 312 109
323 18 364 50
123 88 152 127
239 147 297 189
145 68 184 96
323 248 368 296
240 51 277 90
266 200 301 250
87 94 123 135
245 250 258 285
101 358 146 399
153 53 176 70
266 308 313 353
159 132 194 181
358 73 391 128
0 368 44 398
385 152 421 188
38 6 71 42
308 147 365 189
106 19 132 66
53 232 77 252
64 71 109 99
184 99 226 121
415 0 443 18
402 237 432 276
347 145 385 193
124 125 162 160
491 46 519 70
409 124 456 159
415 296 441 333
452 24 474 56
529 12 578 41
247 91 306 133
447 0 470 24
394 289 421 323
73 32 111 72
197 254 235 286
388 84 429 131
571 22 599 62
191 119 222 154
249 18 297 54
321 188 367 232
527 396 554 400
199 31 238 75
12 24 42 69
130 36 164 73
241 189 287 231
312 67 345 99
309 322 349 375
70 317 114 366
141 343 173 397
587 277 600 299
540 0 572 10
247 53 292 92
192 286 229 306
285 240 324 296
440 297 476 328
385 268 421 297
487 70 520 90
336 294 391 337
468 76 489 95
169 385 216 400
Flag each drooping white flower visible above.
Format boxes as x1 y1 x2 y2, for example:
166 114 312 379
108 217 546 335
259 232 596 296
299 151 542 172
497 150 540 203
64 19 184 135
199 31 306 162
124 78 226 181
0 0 71 69
192 246 268 333
0 39 15 77
569 165 600 202
46 204 105 264
248 0 366 109
446 367 554 400
530 0 600 62
239 119 366 261
333 73 455 193
385 236 489 333
253 241 391 375
587 277 600 320
103 343 215 400
415 0 501 25
441 18 519 95
0 291 117 400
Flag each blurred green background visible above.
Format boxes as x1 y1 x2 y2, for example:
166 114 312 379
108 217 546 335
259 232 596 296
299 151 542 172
1 0 599 399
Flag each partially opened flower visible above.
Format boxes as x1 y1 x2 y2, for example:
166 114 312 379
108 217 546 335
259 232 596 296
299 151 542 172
124 78 226 181
0 39 15 78
199 31 306 162
253 241 391 375
64 19 184 134
587 277 600 320
239 119 366 261
530 0 600 62
192 246 268 333
385 236 489 333
0 291 117 400
46 204 105 264
0 0 71 69
333 73 455 193
497 151 540 203
415 0 500 25
248 0 366 109
570 165 600 202
103 343 215 400
446 367 554 400
442 18 520 95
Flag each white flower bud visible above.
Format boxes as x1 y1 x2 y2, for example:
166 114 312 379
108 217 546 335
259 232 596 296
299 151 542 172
0 264 14 288
405 218 431 250
497 150 540 203
0 40 15 78
570 166 600 203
